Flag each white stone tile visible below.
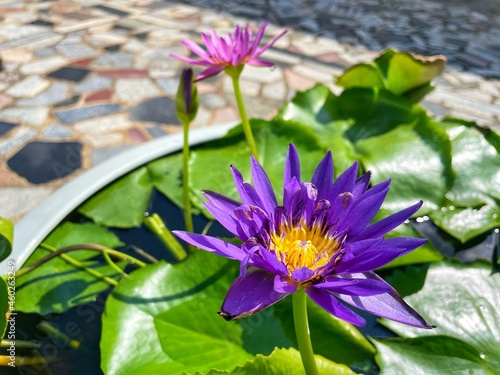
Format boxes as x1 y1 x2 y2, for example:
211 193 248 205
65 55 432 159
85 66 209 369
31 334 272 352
0 107 49 127
115 78 161 103
74 114 132 134
0 187 53 219
6 76 50 98
20 56 68 75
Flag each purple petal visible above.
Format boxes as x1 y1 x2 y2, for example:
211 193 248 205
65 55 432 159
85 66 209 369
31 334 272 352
246 58 275 67
219 268 289 320
328 161 358 201
180 39 210 59
336 237 427 273
250 22 268 53
250 156 278 214
203 190 241 212
255 29 288 55
202 202 240 237
353 201 424 240
352 172 371 197
283 176 302 210
284 144 301 185
231 165 263 207
291 267 315 282
169 54 211 66
173 231 245 261
315 275 392 296
305 286 366 326
195 65 225 81
311 151 333 200
332 272 433 328
274 275 298 293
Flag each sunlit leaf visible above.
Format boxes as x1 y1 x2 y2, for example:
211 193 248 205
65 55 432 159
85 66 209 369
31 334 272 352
0 217 13 262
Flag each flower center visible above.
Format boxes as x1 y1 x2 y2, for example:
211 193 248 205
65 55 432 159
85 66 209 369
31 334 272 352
270 220 340 275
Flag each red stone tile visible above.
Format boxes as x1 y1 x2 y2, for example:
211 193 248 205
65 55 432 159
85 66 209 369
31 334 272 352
71 57 95 67
0 94 13 110
317 52 341 63
128 127 150 143
97 69 148 79
85 89 113 103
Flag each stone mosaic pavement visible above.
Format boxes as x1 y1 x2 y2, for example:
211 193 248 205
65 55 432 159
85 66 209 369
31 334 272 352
0 0 499 221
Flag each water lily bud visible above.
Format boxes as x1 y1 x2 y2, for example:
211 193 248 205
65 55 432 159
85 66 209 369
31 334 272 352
176 68 199 125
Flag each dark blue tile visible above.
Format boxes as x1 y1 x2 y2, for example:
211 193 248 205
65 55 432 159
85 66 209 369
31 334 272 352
47 67 91 82
0 121 17 137
29 19 54 27
129 96 180 125
54 94 81 108
94 5 129 17
104 44 121 52
56 104 123 123
7 141 82 184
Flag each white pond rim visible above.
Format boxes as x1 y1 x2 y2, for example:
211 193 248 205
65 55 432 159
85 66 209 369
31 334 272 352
3 122 237 275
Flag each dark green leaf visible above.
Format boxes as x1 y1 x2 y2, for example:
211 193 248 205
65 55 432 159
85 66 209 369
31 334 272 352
354 119 453 214
373 335 497 375
430 205 500 243
0 217 13 262
101 251 293 375
440 120 500 207
15 222 124 315
381 261 500 373
79 167 153 228
0 277 8 338
273 298 375 366
201 347 359 375
148 153 186 210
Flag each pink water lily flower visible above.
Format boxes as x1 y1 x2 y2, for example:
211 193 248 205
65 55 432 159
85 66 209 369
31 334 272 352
171 22 287 81
174 144 433 329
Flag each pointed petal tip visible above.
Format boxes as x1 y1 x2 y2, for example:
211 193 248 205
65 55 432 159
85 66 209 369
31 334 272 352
218 311 235 321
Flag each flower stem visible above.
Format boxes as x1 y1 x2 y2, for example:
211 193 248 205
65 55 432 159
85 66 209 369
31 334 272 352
293 290 319 375
144 213 187 260
231 75 259 160
182 118 195 253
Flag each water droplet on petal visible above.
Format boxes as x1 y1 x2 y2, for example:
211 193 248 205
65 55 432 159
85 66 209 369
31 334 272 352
404 219 410 224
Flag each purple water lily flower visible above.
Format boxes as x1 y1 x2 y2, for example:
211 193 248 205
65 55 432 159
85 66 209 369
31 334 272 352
171 22 287 81
174 145 433 328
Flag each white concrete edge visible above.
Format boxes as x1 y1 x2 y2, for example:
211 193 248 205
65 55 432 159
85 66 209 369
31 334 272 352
2 122 237 275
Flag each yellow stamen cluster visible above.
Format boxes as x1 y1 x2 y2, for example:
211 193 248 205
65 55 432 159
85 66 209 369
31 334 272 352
270 220 340 276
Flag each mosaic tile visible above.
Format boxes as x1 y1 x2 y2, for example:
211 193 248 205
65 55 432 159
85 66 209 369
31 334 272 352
93 52 134 68
129 96 180 125
20 56 68 74
7 141 83 184
0 121 17 137
53 94 81 108
0 187 53 219
70 57 95 67
18 82 69 106
94 5 130 17
128 127 149 143
96 68 148 79
57 43 97 59
85 89 113 103
47 66 91 82
73 114 131 134
6 75 50 98
146 125 167 138
0 107 49 127
0 48 33 63
34 47 57 58
91 145 133 165
56 103 123 124
156 78 179 95
43 124 73 139
0 94 13 111
115 78 161 103
74 76 111 93
0 128 37 154
104 44 121 52
199 93 227 109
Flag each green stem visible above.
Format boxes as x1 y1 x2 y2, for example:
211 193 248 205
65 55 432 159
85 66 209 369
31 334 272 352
38 321 80 350
293 290 319 375
182 118 195 253
231 75 259 160
0 339 41 349
144 214 187 261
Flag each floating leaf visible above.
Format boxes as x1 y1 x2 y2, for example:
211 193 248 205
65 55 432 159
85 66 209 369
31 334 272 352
335 63 385 90
0 217 13 263
79 167 153 228
440 120 500 207
201 347 358 375
15 222 124 315
381 261 500 373
354 119 453 215
430 205 500 243
0 277 8 338
148 153 186 210
373 335 497 375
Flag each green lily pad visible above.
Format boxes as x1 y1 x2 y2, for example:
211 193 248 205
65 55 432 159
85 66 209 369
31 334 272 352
430 205 500 243
201 347 358 375
381 261 500 373
439 120 500 207
273 298 375 366
79 167 153 228
354 119 453 215
15 222 124 315
372 335 497 375
189 119 327 216
335 63 385 90
0 217 13 263
148 152 186 210
0 277 8 338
